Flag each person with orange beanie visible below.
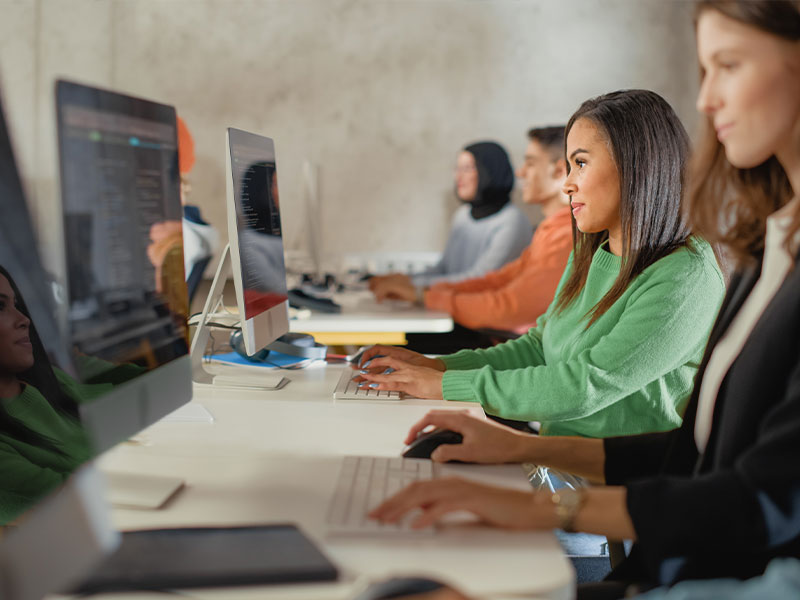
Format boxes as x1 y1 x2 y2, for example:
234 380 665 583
177 116 218 292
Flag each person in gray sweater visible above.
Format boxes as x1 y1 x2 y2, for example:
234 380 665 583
369 141 532 298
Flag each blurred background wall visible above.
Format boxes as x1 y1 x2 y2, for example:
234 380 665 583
0 0 698 276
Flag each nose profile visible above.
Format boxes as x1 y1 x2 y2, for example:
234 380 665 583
696 73 719 116
14 307 30 329
562 174 577 197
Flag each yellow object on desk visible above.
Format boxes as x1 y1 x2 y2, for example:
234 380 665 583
301 331 407 346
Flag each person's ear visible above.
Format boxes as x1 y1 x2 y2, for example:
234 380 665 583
550 158 567 181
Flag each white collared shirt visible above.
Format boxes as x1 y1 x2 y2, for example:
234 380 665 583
694 197 800 453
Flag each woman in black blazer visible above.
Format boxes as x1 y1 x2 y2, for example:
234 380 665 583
369 1 800 597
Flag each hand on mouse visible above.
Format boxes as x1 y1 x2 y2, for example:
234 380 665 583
356 357 445 399
369 477 556 531
405 410 532 464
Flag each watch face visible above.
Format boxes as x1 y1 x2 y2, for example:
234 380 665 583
554 488 582 508
552 488 585 533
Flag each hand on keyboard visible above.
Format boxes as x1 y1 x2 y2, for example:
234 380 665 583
326 456 435 535
333 368 402 400
369 476 548 531
357 345 445 371
356 356 445 400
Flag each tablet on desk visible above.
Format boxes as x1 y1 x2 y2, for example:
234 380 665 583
69 524 339 593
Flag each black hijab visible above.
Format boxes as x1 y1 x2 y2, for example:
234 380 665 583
461 141 515 220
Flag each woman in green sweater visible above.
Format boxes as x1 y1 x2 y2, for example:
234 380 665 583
0 265 143 524
0 265 91 523
357 89 725 438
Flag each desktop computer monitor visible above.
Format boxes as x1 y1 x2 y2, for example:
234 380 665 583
55 79 192 453
189 128 293 389
225 127 290 356
0 86 117 598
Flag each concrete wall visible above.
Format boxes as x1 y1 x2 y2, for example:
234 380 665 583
0 0 699 275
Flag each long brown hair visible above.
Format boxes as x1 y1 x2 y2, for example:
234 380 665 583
0 265 78 453
554 90 693 326
688 0 800 265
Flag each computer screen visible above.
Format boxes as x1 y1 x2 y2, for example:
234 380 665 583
55 79 192 453
226 127 289 355
0 84 117 596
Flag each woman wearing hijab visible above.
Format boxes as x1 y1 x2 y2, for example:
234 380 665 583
369 141 532 300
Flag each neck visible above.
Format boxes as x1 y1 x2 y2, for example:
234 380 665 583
0 375 22 399
775 116 800 199
607 228 622 256
776 140 800 202
540 191 569 219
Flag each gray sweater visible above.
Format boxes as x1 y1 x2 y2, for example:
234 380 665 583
411 203 532 288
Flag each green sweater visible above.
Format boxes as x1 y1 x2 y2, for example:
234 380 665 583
0 359 143 524
0 371 95 523
441 239 725 438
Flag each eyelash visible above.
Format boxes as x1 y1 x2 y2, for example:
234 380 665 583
0 300 22 312
575 159 586 168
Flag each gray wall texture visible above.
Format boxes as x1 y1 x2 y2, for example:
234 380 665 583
0 0 699 275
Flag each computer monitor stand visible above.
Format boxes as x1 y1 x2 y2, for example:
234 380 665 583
190 244 288 391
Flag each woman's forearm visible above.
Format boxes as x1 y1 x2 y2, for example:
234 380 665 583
514 434 607 484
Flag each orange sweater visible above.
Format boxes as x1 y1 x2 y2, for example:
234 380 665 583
424 206 572 333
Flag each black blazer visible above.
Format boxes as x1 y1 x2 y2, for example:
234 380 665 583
603 249 800 586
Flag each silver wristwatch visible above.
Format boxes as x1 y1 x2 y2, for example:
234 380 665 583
551 487 585 533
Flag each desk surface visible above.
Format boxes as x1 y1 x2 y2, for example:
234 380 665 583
79 365 573 600
289 290 453 333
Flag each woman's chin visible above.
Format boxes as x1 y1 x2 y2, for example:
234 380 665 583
722 143 773 171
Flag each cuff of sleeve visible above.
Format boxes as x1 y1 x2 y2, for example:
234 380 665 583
441 350 485 371
603 432 676 486
442 371 480 402
423 288 452 312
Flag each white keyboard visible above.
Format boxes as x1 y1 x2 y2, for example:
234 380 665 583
333 368 401 400
326 456 436 536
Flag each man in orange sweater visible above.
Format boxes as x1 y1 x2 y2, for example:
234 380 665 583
375 126 573 352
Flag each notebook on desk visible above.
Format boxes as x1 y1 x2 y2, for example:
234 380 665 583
70 524 338 593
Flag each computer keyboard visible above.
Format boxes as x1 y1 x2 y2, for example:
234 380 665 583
333 368 401 400
326 456 436 536
287 288 341 313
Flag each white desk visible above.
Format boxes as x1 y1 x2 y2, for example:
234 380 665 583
80 365 573 600
289 290 453 346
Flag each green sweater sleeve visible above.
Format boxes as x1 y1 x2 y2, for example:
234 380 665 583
74 354 147 385
442 326 546 373
439 253 571 376
0 439 69 500
441 254 724 422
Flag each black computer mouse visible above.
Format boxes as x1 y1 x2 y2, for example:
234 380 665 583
402 428 463 459
355 576 445 600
